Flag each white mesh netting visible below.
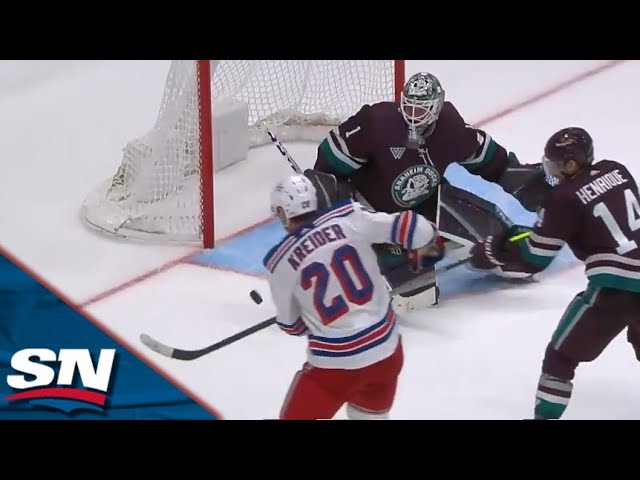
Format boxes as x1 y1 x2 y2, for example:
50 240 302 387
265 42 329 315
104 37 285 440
80 60 399 244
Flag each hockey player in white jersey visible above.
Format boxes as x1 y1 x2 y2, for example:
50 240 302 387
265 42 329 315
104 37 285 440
265 174 444 420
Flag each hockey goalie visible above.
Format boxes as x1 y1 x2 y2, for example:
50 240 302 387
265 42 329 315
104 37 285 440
303 72 554 312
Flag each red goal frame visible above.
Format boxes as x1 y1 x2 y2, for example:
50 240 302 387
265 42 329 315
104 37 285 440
196 59 406 249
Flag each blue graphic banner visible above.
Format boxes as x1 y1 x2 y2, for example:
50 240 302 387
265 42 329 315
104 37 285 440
0 250 218 420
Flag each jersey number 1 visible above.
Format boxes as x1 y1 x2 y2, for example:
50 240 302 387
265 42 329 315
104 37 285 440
301 244 374 325
593 188 640 254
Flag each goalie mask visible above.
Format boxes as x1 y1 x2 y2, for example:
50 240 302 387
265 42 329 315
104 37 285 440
400 72 445 148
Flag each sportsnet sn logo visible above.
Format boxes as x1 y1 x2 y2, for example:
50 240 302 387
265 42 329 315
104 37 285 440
5 348 117 413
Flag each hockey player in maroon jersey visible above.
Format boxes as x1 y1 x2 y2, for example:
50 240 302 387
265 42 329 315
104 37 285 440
469 126 640 419
306 72 552 312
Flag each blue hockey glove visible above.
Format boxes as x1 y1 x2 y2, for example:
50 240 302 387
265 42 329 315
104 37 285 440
408 235 445 272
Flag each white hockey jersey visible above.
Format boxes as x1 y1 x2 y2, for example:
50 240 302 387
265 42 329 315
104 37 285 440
264 199 436 370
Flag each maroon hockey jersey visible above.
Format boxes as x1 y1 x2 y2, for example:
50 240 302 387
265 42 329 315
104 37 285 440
510 160 640 292
313 101 510 222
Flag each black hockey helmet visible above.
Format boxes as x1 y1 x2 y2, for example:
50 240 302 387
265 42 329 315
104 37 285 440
542 127 594 181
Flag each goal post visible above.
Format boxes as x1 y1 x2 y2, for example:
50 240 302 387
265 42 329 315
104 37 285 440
197 60 214 249
81 60 406 249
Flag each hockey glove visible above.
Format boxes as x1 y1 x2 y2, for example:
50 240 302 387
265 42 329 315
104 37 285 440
408 235 446 272
469 225 532 272
498 152 555 213
470 235 506 271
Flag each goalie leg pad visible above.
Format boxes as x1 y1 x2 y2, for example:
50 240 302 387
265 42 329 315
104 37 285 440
392 282 439 313
439 183 514 244
375 244 440 309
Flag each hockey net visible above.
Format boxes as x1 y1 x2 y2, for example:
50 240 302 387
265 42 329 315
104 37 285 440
81 60 404 248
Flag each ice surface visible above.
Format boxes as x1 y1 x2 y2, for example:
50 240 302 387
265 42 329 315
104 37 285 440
0 59 637 419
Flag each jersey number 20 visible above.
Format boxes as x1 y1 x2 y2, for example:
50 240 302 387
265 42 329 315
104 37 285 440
301 244 374 325
593 188 640 254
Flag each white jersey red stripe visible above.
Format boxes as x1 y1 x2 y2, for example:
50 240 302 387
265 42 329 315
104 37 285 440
313 202 354 226
265 234 299 273
265 199 435 370
391 210 419 249
307 306 398 368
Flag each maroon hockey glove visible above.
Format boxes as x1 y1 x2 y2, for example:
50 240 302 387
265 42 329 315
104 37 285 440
408 235 445 272
470 235 506 271
469 225 532 271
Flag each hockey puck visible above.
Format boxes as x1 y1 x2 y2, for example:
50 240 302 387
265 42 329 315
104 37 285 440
250 290 263 304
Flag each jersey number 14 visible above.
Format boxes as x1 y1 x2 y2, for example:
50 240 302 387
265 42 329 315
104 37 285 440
593 188 640 254
301 244 374 325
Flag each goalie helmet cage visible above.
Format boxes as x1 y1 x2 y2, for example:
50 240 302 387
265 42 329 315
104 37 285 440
81 60 406 249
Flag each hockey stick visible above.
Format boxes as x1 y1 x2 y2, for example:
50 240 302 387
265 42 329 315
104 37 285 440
139 131 530 360
140 230 533 362
267 128 354 212
139 317 277 361
267 130 303 174
138 254 474 362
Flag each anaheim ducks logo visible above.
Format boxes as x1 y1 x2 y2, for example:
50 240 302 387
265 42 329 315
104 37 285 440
391 164 440 208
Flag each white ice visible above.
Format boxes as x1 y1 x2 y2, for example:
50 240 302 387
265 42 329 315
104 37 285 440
0 59 638 419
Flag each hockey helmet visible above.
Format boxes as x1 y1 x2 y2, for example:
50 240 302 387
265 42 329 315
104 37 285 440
400 72 445 139
542 127 594 181
270 174 318 221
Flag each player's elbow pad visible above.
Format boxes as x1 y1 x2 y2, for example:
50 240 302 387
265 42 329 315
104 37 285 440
391 211 435 250
413 217 437 249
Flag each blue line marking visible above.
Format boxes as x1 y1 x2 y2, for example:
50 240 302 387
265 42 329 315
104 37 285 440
189 164 577 296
